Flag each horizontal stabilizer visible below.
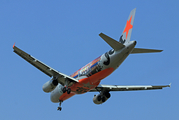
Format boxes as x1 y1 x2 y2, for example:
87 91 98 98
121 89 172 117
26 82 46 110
131 48 163 54
99 33 125 51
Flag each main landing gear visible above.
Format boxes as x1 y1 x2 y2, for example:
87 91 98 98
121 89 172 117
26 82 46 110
62 78 71 94
62 87 71 94
57 100 63 111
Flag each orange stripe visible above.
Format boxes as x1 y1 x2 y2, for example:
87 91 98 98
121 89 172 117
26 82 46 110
59 68 114 101
89 67 114 84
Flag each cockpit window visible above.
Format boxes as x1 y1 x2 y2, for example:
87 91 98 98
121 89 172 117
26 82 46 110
108 49 114 55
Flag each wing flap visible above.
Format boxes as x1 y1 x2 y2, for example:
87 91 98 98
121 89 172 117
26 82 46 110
131 48 163 54
89 84 170 92
99 33 125 51
13 45 78 85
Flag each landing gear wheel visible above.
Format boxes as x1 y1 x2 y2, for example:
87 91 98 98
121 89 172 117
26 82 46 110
62 87 66 93
57 107 62 111
67 88 71 94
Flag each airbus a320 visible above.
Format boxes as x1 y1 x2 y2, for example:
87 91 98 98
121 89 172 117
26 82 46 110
13 8 170 111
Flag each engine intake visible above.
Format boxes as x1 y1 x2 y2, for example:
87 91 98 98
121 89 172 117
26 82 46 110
42 79 58 93
93 92 111 104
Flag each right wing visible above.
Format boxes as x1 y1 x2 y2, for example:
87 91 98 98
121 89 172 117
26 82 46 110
89 84 171 92
13 44 78 86
131 48 163 54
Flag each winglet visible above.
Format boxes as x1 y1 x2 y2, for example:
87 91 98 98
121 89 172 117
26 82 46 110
13 43 16 48
168 83 171 87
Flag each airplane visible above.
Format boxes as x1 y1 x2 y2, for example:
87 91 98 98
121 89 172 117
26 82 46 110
13 8 170 111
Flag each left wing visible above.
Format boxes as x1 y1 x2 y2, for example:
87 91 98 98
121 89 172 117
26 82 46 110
89 84 171 92
13 44 78 86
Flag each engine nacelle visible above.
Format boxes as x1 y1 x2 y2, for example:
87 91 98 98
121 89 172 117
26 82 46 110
42 79 58 93
50 84 64 103
93 92 111 105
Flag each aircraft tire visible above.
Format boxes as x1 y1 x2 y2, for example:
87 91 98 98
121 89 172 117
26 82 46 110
67 88 71 94
57 107 62 111
62 87 66 93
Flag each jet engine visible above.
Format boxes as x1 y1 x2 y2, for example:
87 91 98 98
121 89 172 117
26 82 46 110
42 78 58 93
93 92 111 104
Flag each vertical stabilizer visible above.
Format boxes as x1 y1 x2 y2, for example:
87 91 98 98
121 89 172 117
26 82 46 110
119 8 136 44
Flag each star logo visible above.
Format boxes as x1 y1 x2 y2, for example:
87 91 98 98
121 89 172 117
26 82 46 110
82 82 94 89
123 16 133 39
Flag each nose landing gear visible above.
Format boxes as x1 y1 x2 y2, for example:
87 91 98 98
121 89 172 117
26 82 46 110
57 107 62 111
57 100 63 111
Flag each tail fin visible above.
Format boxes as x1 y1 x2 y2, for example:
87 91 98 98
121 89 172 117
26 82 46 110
119 8 136 44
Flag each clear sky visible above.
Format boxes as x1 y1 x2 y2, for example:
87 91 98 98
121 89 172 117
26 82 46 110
0 1 178 120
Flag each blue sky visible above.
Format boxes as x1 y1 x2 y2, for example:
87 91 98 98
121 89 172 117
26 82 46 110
0 1 178 120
